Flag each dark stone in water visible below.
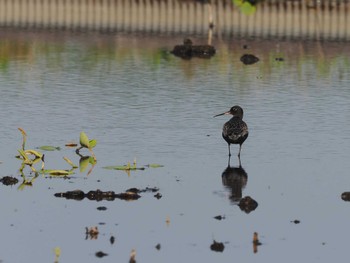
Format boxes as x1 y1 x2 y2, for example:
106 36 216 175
240 54 259 65
171 38 216 59
341 192 350 201
213 215 225 220
87 189 115 201
210 240 225 252
54 190 85 200
95 251 108 258
238 196 258 213
0 176 19 186
54 189 141 201
110 236 115 245
154 193 162 199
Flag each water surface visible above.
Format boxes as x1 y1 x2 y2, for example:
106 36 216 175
0 30 350 262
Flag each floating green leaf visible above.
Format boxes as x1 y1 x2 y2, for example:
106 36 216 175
80 131 90 148
37 145 61 151
103 165 145 171
44 169 73 176
89 139 97 149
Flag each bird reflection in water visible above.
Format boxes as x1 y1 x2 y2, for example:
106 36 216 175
221 156 258 213
222 156 247 203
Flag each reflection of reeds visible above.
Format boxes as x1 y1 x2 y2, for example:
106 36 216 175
0 0 349 40
0 32 349 82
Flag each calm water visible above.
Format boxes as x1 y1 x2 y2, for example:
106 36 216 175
1 30 350 262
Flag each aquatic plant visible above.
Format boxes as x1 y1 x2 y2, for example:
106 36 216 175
16 128 78 177
103 159 164 176
76 131 97 160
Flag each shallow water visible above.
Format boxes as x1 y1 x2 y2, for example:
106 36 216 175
1 30 350 262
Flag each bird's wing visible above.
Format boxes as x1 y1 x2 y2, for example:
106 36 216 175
223 119 248 138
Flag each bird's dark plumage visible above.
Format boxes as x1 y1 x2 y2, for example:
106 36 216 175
214 105 249 156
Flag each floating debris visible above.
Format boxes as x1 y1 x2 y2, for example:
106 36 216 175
253 232 262 253
97 206 107 211
238 196 258 213
129 249 136 263
341 192 350 201
0 176 19 186
275 57 285 61
166 216 171 226
171 38 216 59
53 247 61 263
210 240 225 252
86 226 99 239
155 243 161 250
110 236 115 245
240 54 259 65
95 251 108 258
65 142 78 147
291 219 300 224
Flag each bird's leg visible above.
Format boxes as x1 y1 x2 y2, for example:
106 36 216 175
238 155 242 168
228 144 231 157
238 144 242 157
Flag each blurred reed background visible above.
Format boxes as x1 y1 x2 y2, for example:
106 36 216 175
0 0 349 40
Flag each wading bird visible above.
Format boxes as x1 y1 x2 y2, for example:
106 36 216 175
214 105 249 157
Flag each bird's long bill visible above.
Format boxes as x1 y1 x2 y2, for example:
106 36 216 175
213 111 230 118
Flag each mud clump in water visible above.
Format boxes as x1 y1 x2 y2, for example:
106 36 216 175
240 54 259 65
210 240 225 252
0 176 19 186
238 196 258 213
341 192 350 201
171 38 216 59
